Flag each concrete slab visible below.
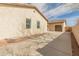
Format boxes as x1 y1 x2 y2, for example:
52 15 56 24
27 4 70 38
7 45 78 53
37 32 72 56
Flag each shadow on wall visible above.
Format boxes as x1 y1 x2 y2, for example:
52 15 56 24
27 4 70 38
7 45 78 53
37 32 72 56
72 26 79 45
71 32 79 56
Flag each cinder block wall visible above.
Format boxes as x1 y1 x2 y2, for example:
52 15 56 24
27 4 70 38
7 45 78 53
72 26 79 45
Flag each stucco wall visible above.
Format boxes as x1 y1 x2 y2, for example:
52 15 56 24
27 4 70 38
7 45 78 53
72 26 79 45
48 22 65 32
0 6 47 39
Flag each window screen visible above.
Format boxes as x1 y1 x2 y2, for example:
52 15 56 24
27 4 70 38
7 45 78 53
37 21 40 28
26 19 31 29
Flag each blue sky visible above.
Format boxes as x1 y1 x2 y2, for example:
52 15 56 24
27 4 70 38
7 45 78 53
33 3 79 26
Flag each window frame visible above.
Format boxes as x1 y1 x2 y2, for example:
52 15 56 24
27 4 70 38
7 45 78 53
26 18 31 29
37 21 40 29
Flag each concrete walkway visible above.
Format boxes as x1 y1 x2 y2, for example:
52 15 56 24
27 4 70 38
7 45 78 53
37 32 72 56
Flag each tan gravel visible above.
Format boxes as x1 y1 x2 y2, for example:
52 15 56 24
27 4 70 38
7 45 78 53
0 31 64 56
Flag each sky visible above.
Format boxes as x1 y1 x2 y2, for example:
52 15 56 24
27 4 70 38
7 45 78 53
32 3 79 26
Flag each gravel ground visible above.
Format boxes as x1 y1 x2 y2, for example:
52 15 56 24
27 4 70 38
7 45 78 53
0 32 65 56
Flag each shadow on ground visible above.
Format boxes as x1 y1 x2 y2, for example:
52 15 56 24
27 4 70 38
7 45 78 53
37 32 72 56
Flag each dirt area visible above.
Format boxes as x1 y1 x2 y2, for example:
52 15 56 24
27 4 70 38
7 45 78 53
0 31 63 56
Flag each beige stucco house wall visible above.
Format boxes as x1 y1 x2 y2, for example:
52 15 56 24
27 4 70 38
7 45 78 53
0 4 47 39
47 20 66 32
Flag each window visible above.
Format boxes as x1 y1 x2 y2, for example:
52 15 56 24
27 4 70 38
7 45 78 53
26 19 31 29
37 21 40 28
55 25 62 32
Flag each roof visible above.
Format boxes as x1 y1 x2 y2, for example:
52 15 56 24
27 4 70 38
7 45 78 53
48 20 66 24
0 3 48 22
